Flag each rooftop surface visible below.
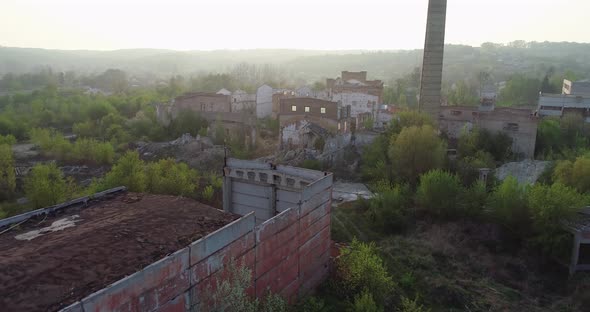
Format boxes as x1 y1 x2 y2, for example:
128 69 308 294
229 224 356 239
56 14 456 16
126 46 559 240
0 191 238 312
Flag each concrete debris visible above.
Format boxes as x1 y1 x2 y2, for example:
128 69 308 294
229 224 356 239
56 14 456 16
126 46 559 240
494 159 551 185
136 134 224 172
332 181 373 205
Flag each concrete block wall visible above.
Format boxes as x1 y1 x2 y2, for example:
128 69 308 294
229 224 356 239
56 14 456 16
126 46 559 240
60 161 332 312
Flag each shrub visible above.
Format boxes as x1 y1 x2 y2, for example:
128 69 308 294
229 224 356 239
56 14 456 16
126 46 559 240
571 157 590 193
145 159 198 196
416 170 463 218
102 151 146 192
0 134 16 145
202 185 215 202
25 163 68 208
0 144 16 200
527 183 586 258
297 297 327 312
335 238 395 304
370 183 412 233
348 289 382 312
458 180 488 218
398 297 430 312
209 173 223 190
486 176 529 235
212 262 287 312
390 125 446 184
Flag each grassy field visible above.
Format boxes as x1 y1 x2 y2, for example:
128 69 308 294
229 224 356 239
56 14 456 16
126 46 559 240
329 201 590 312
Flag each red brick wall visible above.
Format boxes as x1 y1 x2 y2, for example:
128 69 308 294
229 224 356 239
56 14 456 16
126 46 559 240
64 189 332 312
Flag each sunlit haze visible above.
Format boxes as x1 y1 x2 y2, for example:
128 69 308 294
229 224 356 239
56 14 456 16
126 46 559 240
2 0 589 51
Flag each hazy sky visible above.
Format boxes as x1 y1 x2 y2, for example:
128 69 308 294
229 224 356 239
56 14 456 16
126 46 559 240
1 0 588 51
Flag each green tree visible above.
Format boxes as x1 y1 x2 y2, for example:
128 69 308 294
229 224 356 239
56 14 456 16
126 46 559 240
361 135 391 182
369 183 412 232
447 81 478 106
416 170 463 218
487 176 529 234
553 160 573 186
0 144 16 200
168 110 208 138
25 163 68 208
527 182 586 258
102 151 146 192
571 157 590 193
335 239 394 304
536 118 562 156
389 125 446 184
348 289 382 312
145 159 198 196
388 111 434 135
0 134 16 145
498 74 541 106
458 180 488 218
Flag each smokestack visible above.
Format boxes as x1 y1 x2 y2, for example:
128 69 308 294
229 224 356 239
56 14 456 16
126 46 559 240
419 0 447 117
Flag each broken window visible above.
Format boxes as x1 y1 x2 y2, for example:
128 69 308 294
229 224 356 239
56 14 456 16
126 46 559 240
321 107 326 114
291 105 297 112
304 106 310 113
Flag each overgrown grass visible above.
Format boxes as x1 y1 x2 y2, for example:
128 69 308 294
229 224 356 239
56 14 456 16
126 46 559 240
330 200 589 312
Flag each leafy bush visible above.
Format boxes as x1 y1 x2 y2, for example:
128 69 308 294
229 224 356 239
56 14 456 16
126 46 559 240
145 159 198 196
0 134 16 145
209 173 223 190
486 176 529 234
527 183 586 258
24 163 69 208
202 185 215 202
212 262 287 312
348 289 382 312
370 183 412 233
0 144 16 200
571 157 590 193
168 110 208 138
458 180 488 218
297 297 328 312
335 238 395 304
416 170 463 218
361 135 391 182
388 111 434 135
552 157 590 193
102 151 147 192
389 125 446 184
398 297 430 312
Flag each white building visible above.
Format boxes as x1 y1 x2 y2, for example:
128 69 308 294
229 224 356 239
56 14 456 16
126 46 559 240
331 92 379 119
256 84 274 118
231 90 256 113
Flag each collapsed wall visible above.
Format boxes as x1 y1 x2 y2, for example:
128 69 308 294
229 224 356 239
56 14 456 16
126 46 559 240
60 159 332 312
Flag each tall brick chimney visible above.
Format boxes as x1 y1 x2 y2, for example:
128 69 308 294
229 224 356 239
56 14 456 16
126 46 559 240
419 0 447 118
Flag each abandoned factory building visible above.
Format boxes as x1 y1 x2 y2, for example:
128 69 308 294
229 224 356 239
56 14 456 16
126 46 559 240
439 105 538 159
0 160 334 312
278 97 353 150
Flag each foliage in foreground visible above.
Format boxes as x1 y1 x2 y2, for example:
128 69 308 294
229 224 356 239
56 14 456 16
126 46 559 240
211 262 287 312
98 151 199 196
334 238 395 305
416 170 462 218
24 163 71 208
0 144 16 200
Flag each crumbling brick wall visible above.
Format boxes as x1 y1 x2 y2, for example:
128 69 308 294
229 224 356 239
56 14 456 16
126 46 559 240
61 164 332 312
